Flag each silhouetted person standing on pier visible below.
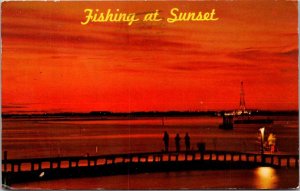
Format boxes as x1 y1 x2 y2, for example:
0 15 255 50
163 131 169 152
185 132 191 151
175 133 181 152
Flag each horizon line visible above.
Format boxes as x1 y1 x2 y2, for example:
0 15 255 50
2 109 299 116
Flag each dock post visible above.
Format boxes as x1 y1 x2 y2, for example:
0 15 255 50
192 153 195 161
254 155 257 163
201 152 204 161
296 157 299 168
278 157 281 167
216 153 219 161
50 161 53 169
287 157 290 168
224 154 227 161
176 154 179 161
31 162 34 171
271 156 274 165
69 160 72 168
3 151 7 172
185 154 188 161
38 162 42 170
11 163 14 173
239 154 242 161
231 154 234 162
57 161 61 169
262 154 265 164
18 163 21 172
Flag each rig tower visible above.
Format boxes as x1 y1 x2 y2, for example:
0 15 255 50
240 81 246 112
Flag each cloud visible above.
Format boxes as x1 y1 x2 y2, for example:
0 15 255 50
165 59 260 73
228 48 298 63
279 48 298 58
2 104 28 109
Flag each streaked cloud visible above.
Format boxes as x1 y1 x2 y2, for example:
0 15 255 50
2 1 298 112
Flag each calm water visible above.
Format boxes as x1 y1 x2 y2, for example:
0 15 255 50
2 116 299 189
14 168 299 189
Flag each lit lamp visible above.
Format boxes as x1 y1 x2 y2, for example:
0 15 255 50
259 127 265 163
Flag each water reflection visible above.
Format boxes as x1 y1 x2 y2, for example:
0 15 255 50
255 167 278 189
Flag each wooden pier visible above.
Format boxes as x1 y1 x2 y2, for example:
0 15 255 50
2 150 299 186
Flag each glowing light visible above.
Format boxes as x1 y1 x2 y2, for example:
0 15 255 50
259 127 265 140
256 167 273 178
255 167 278 189
39 171 45 178
259 127 265 154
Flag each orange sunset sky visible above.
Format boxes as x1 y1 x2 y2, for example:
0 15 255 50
2 1 298 113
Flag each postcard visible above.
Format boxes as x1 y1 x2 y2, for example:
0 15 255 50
1 1 299 189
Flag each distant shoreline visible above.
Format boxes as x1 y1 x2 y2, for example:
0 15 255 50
2 110 298 119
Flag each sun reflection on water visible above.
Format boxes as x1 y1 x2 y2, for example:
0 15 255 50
255 167 278 189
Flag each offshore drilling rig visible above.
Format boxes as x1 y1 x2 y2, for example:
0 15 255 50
219 81 273 129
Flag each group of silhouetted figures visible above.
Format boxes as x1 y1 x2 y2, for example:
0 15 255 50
163 131 190 152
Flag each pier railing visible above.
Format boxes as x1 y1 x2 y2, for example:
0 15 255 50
2 150 298 174
2 150 299 186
